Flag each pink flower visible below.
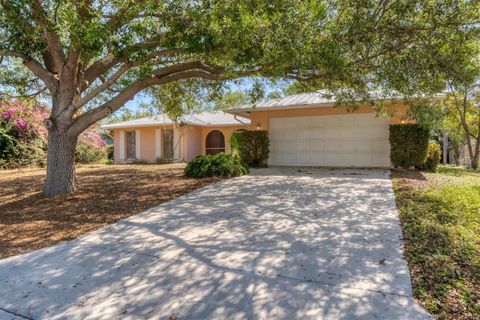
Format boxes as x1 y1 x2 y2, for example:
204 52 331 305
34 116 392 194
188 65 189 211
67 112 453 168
2 108 15 121
14 118 29 131
78 130 107 149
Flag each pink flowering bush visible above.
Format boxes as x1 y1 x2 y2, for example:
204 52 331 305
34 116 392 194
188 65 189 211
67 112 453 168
0 100 48 167
75 130 108 163
0 100 108 168
0 100 48 141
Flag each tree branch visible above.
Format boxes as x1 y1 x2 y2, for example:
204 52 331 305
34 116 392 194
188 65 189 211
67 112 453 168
0 50 57 92
29 0 65 73
81 44 179 92
69 67 250 136
77 49 183 106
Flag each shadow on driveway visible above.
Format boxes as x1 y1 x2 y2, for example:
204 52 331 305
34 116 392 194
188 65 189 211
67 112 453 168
0 167 431 319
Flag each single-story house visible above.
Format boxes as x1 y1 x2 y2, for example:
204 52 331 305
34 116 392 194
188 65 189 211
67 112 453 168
102 93 417 167
101 112 250 163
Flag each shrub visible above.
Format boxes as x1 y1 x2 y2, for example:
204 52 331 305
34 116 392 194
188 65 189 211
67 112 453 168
230 130 269 167
185 153 249 178
389 124 430 169
418 142 441 172
75 131 108 163
75 143 107 163
107 144 114 160
0 99 108 167
0 100 48 168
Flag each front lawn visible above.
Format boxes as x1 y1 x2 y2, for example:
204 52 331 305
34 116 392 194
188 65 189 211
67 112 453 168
0 164 220 259
392 166 480 320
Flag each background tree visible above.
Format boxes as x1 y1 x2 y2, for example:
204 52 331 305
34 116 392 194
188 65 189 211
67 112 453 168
433 26 480 169
0 0 477 195
441 112 468 165
443 89 480 168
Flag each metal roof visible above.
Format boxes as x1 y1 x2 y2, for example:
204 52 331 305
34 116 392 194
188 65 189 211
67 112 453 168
226 91 445 116
234 92 337 111
101 111 250 129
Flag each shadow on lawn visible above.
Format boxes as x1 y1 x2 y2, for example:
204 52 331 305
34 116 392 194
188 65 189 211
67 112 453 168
0 166 218 258
0 168 429 319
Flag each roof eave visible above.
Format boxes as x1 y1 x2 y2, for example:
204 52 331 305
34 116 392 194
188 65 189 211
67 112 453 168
225 102 336 116
225 94 446 116
100 121 249 130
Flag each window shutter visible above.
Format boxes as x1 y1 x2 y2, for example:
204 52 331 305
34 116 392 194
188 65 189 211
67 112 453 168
135 130 141 159
119 130 125 160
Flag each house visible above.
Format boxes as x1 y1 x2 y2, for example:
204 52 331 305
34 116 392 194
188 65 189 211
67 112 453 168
101 112 250 163
102 93 414 167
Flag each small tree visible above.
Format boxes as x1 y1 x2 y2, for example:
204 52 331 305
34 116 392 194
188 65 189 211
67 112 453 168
432 24 480 169
441 112 468 165
443 91 480 169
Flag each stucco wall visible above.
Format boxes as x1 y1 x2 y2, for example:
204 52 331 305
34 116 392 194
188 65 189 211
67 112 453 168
184 126 202 161
110 104 409 164
113 125 175 164
200 126 248 155
112 124 248 163
247 104 410 131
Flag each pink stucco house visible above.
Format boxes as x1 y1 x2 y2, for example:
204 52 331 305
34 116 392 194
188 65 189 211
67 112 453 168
102 93 413 167
101 112 250 163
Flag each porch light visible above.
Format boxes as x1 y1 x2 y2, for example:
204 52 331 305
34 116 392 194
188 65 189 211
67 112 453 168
256 122 262 130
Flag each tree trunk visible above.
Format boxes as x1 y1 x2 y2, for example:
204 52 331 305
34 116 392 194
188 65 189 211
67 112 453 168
453 145 461 166
471 141 480 170
442 132 448 164
472 159 479 170
43 128 78 196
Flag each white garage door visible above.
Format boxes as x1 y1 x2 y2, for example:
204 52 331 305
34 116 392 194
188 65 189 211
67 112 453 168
269 113 390 167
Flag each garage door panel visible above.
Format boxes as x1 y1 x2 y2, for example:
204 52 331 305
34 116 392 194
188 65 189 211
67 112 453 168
310 143 324 152
354 142 372 153
373 141 389 153
297 128 311 139
269 113 390 167
297 142 311 152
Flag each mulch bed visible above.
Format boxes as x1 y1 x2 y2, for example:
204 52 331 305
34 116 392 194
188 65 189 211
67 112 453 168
0 164 220 258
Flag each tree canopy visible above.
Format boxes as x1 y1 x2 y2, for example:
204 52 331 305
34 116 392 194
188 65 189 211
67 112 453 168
0 0 478 194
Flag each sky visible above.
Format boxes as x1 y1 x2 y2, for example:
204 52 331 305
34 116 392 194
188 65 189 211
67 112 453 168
123 78 290 113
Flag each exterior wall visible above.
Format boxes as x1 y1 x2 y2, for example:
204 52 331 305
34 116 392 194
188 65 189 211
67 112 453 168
184 125 202 161
247 104 410 131
113 125 176 164
110 104 410 164
200 126 248 155
112 124 247 163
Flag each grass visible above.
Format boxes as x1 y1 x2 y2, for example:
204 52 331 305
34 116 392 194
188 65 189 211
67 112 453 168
0 163 220 259
392 166 480 320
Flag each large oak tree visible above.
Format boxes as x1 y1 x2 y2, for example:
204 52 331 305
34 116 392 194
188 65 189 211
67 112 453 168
0 0 476 195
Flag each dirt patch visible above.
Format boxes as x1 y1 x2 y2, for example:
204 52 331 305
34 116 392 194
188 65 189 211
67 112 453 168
0 164 221 258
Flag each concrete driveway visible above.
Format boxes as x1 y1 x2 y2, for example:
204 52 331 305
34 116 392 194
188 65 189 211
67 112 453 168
0 168 430 320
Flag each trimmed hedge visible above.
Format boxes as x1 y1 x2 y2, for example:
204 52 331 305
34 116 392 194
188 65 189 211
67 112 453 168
230 130 269 167
418 142 441 172
389 124 430 169
185 152 249 178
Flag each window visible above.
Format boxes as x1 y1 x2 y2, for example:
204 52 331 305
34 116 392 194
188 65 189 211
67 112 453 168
126 131 136 159
163 129 174 160
206 130 225 155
